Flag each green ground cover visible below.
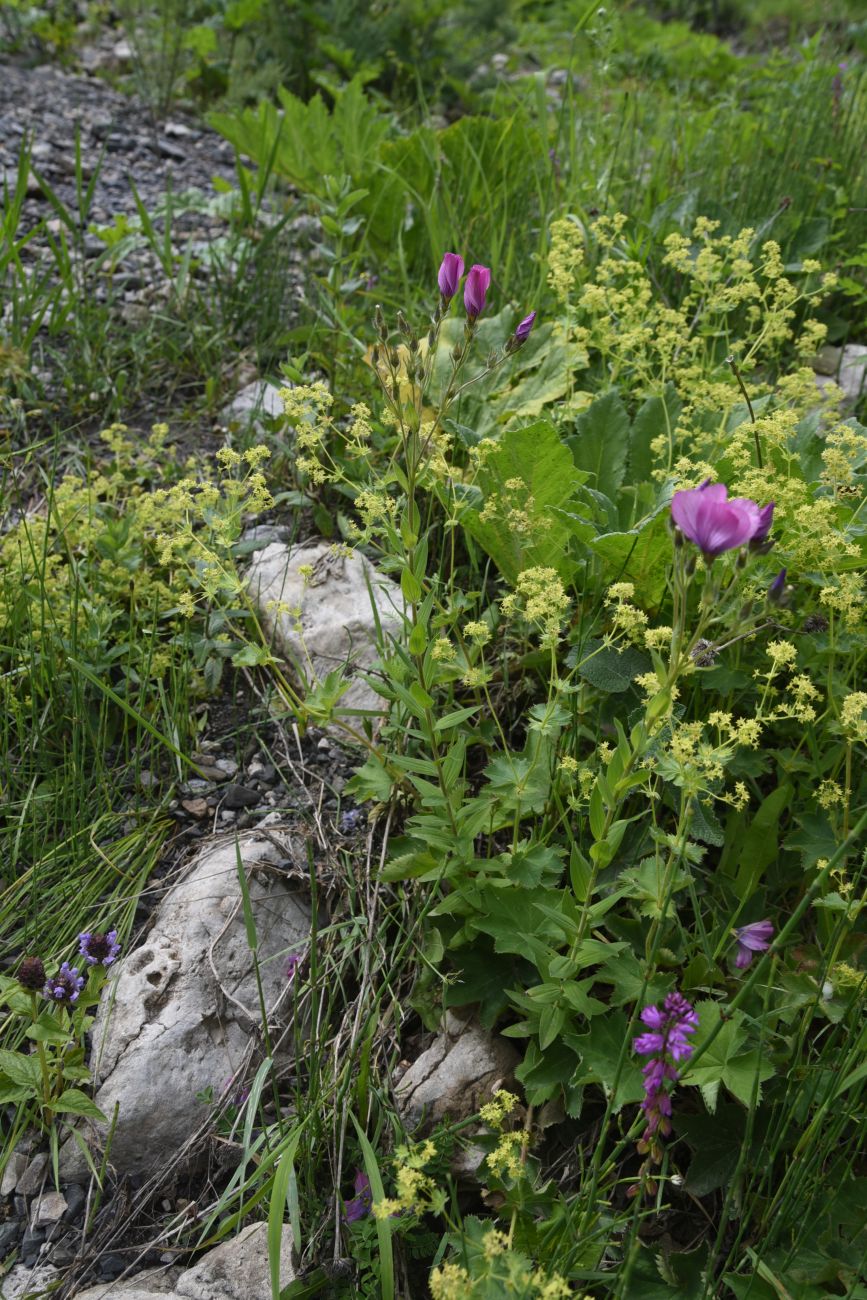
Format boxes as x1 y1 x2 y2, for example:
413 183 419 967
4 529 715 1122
1 1 867 1295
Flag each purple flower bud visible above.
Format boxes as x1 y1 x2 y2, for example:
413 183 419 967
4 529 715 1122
733 920 774 969
752 501 775 543
437 252 465 302
44 962 85 1006
671 481 771 561
78 929 121 967
514 310 536 343
286 953 302 981
768 568 788 604
464 264 491 320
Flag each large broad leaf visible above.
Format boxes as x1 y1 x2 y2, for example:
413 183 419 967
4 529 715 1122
683 1002 775 1111
627 384 683 484
569 1010 645 1110
677 1107 746 1195
571 637 651 693
464 419 586 582
567 390 630 501
591 507 673 606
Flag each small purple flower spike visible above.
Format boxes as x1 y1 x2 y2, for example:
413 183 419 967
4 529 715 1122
671 481 772 561
78 930 121 967
464 264 491 320
634 991 699 1144
344 1170 373 1223
733 920 774 969
437 252 465 302
44 962 85 1006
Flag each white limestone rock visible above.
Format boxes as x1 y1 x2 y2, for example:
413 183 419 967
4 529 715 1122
245 541 401 720
396 1013 520 1128
61 832 309 1179
71 1225 294 1300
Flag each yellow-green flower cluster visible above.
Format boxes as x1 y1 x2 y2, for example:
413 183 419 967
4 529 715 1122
501 568 570 645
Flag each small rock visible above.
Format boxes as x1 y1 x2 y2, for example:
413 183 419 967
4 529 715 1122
63 1183 87 1222
222 380 283 434
1 1150 28 1196
181 799 209 820
814 343 867 405
0 1217 22 1257
214 758 239 777
396 1013 520 1128
221 784 260 810
138 770 157 790
16 1152 48 1197
245 542 401 723
32 1191 68 1227
164 122 195 138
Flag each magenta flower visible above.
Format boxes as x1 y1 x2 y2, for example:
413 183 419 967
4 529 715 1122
464 264 491 319
733 920 774 969
343 1170 373 1223
634 991 699 1143
515 310 536 343
437 252 465 302
78 929 121 967
671 481 771 560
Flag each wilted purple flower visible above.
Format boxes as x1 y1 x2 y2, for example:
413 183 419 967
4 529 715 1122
733 920 774 969
44 962 85 1006
18 956 46 992
464 264 491 320
343 1170 372 1223
340 807 363 833
437 252 465 302
286 953 302 981
634 992 699 1144
671 481 771 561
78 930 121 967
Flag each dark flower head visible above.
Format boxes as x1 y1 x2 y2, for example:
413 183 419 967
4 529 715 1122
78 930 121 967
733 920 774 969
18 956 46 992
44 962 85 1006
344 1170 373 1223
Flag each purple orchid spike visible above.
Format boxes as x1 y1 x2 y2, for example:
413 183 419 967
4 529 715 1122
671 481 772 561
464 264 491 320
634 991 699 1142
733 920 774 969
437 252 465 302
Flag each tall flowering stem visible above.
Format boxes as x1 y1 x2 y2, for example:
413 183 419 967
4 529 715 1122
632 991 699 1192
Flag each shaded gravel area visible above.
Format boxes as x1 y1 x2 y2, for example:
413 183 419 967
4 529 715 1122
0 59 238 240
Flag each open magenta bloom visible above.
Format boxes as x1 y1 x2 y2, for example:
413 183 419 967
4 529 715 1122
733 920 774 969
437 252 464 301
634 991 699 1142
78 929 121 967
671 481 772 560
464 264 491 319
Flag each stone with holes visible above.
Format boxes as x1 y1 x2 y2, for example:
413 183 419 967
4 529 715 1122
60 833 309 1180
245 541 401 720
